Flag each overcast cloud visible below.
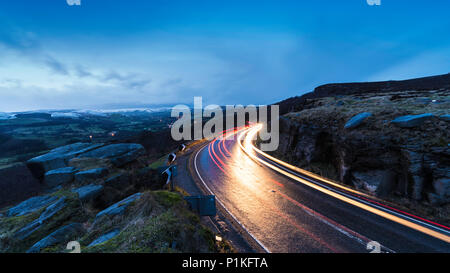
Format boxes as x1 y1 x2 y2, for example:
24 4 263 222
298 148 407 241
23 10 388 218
0 1 449 112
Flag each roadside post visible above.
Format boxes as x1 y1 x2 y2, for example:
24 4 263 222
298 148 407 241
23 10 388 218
169 165 177 192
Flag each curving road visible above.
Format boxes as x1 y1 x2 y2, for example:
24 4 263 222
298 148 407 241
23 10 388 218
191 125 450 253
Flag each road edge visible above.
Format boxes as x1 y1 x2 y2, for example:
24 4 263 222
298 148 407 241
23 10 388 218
186 140 270 253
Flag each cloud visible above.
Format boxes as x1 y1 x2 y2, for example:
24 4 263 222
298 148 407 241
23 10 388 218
43 55 69 75
0 29 71 76
0 29 40 53
0 78 22 88
74 65 93 77
102 71 151 89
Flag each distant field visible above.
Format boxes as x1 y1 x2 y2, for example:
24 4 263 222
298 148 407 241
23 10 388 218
0 111 175 168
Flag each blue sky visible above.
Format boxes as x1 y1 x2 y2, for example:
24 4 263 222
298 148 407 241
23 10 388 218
0 0 449 112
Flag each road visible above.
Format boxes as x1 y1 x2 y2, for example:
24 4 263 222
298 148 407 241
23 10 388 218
191 125 450 253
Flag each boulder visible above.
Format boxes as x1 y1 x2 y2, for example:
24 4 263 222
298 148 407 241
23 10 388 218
95 192 142 219
44 167 78 188
7 195 58 217
79 144 146 167
15 197 66 240
27 143 104 179
74 168 108 183
88 229 120 247
344 112 372 129
105 173 131 190
72 184 103 202
391 113 434 128
27 223 84 253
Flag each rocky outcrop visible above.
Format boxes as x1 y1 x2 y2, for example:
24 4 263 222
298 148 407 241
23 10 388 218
44 167 78 188
15 197 66 240
72 184 103 202
274 91 449 205
79 144 146 167
27 223 84 253
7 195 58 217
96 193 142 219
74 168 108 183
275 73 450 115
391 113 434 128
88 229 120 247
344 112 372 129
26 143 145 182
1 189 228 253
27 143 103 179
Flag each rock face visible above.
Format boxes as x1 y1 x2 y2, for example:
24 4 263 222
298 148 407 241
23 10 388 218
88 229 120 247
27 143 103 179
96 193 142 219
391 113 434 128
27 223 84 253
72 184 103 202
44 167 78 188
344 112 372 129
74 168 108 183
79 144 146 167
7 195 58 217
274 92 449 205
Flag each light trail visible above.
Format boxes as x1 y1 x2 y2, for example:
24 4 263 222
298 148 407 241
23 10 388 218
206 127 342 252
239 124 450 244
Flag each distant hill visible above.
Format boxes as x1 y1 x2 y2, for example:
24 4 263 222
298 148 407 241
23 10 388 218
276 73 450 114
15 113 52 119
